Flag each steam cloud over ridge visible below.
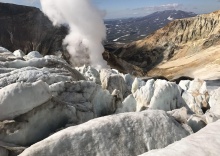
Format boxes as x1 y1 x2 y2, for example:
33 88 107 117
40 0 108 69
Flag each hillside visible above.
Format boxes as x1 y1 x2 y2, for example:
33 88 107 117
113 10 220 79
0 2 68 55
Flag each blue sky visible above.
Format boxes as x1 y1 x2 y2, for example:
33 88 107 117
0 0 220 19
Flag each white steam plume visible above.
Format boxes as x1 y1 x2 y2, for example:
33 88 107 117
40 0 108 69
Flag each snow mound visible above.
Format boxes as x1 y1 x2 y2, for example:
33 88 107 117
140 120 220 156
180 79 209 115
134 79 190 112
0 80 51 121
19 110 190 156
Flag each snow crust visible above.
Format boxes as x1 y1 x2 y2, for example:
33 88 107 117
0 80 51 121
140 120 220 156
19 110 190 156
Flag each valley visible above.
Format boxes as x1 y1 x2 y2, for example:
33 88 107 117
111 10 220 80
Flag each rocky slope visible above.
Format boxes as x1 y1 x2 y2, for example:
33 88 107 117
113 10 220 79
0 46 219 155
0 3 68 55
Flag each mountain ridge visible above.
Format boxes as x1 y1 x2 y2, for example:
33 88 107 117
105 10 197 43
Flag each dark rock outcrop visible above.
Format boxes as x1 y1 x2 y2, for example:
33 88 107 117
0 3 68 55
103 51 144 76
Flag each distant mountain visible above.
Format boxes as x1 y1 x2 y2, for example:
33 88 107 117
105 10 197 43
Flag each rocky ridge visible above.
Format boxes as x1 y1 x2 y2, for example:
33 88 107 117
0 47 219 155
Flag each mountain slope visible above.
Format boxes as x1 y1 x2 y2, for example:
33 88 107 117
113 10 220 79
105 10 196 43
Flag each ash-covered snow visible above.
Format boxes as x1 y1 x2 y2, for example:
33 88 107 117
0 47 218 156
0 80 51 121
